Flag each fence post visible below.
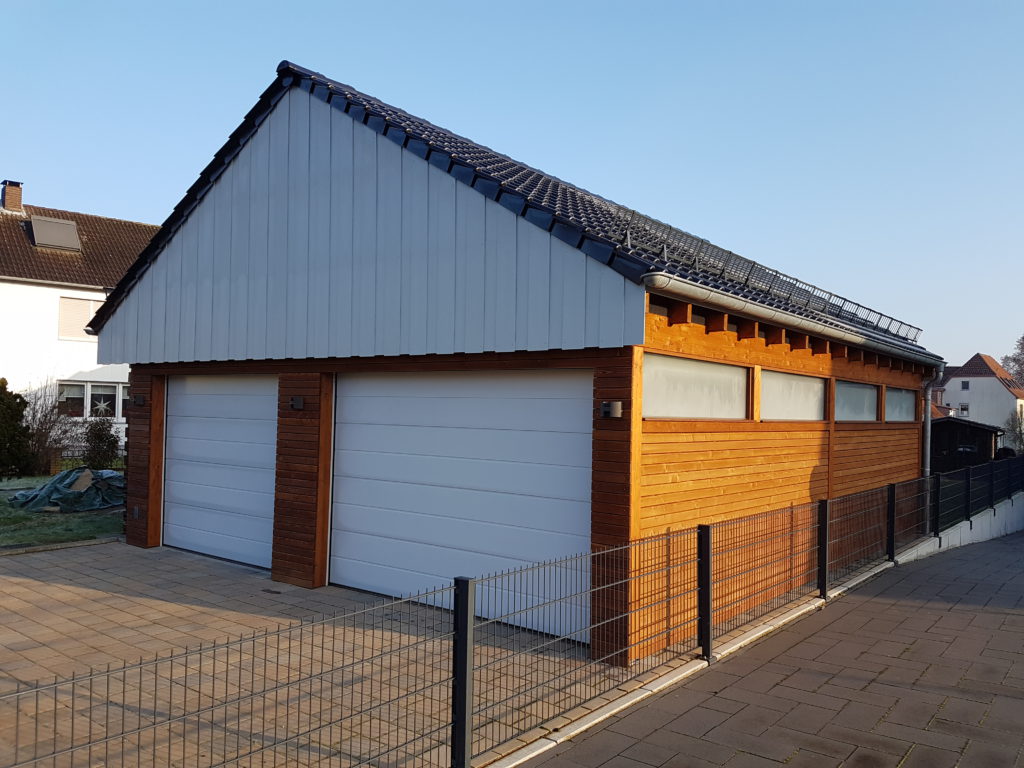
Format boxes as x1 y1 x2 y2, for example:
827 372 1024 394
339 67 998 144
817 499 830 600
697 524 713 662
886 484 897 561
451 577 476 768
963 470 973 524
931 474 941 536
989 461 996 508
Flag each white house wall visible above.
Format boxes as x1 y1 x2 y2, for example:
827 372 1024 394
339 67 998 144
98 89 646 365
942 375 1023 444
0 280 124 393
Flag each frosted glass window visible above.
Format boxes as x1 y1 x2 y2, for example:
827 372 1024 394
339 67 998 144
885 388 917 422
643 353 748 419
761 371 826 421
835 380 878 421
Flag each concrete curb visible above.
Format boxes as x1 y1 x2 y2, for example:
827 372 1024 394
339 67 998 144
0 536 123 557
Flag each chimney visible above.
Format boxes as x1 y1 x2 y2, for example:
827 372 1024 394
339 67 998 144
1 180 23 213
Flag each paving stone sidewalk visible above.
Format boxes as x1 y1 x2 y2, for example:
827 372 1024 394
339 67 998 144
528 532 1024 768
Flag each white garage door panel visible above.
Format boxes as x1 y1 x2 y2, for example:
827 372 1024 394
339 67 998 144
337 396 589 433
164 375 277 568
335 504 590 561
337 451 590 499
336 478 590 534
166 416 277 445
164 480 274 518
331 370 593 614
166 394 277 420
336 423 590 465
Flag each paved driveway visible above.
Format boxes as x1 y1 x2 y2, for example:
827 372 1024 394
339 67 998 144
0 541 379 688
528 532 1024 768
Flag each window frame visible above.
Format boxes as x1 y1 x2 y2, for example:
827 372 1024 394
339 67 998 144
834 379 881 422
759 369 828 422
56 380 129 421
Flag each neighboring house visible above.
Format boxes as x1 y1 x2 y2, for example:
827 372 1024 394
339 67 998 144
0 179 158 441
930 403 1002 473
90 63 943 619
935 353 1024 445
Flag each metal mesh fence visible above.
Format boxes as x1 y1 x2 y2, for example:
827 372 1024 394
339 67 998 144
469 529 699 758
709 504 818 639
894 478 931 549
827 487 887 584
937 468 968 531
0 587 456 768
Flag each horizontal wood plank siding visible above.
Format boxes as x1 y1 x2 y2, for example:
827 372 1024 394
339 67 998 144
124 371 163 548
272 373 333 588
98 89 645 366
831 424 921 496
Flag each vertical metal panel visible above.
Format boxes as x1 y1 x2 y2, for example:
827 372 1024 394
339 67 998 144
247 116 271 360
352 116 377 357
265 89 290 360
328 106 354 358
375 136 402 356
162 227 181 361
457 183 486 354
193 193 215 361
210 178 232 359
228 139 252 361
98 90 647 364
555 239 587 350
286 87 310 359
178 216 199 363
401 149 429 356
307 93 332 359
428 165 456 355
148 250 167 364
489 202 518 352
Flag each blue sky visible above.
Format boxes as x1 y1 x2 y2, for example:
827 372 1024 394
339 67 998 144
5 1 1021 365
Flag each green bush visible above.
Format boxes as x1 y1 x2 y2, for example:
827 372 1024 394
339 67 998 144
81 418 120 470
0 378 34 479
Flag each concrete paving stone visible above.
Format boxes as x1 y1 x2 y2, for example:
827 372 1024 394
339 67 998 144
842 746 902 767
873 721 967 753
665 707 731 738
700 725 795 762
728 669 785 694
883 698 941 729
780 667 832 692
619 740 678 766
699 696 744 715
817 724 911 757
714 685 799 714
957 739 1022 767
765 684 847 711
606 708 677 740
930 717 1024 748
774 703 836 734
718 705 785 736
719 752 784 767
829 701 887 731
648 730 735 765
897 745 958 768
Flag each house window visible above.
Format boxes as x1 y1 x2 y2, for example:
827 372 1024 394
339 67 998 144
643 353 748 419
121 385 130 419
761 371 826 420
57 383 85 417
90 385 118 417
835 380 879 421
961 380 969 390
58 297 103 341
959 403 969 417
885 388 917 422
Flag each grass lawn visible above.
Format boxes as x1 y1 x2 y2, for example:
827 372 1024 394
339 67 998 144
0 496 123 549
0 476 51 491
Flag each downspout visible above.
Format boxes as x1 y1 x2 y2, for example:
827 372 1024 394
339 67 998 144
921 362 945 477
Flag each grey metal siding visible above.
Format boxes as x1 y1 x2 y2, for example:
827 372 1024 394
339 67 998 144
99 89 646 365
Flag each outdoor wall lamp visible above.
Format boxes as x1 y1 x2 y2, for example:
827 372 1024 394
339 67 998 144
132 395 146 407
600 401 623 418
290 396 304 410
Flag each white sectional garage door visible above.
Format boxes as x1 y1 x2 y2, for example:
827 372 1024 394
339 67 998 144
330 370 592 596
163 375 278 567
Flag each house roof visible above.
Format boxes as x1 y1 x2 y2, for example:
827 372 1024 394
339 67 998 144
932 415 1004 434
931 403 953 418
0 203 158 289
88 61 932 357
941 353 1024 399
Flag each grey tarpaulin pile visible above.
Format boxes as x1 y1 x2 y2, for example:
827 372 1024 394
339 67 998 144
10 468 126 513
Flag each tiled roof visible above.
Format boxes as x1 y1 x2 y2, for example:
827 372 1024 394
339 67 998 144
0 205 157 288
90 62 935 360
942 353 1024 400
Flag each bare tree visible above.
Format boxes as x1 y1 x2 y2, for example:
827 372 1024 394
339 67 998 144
21 381 81 475
1004 409 1024 453
1001 334 1024 383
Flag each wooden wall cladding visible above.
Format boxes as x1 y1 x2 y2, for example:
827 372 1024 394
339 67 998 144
272 373 333 588
832 424 921 496
124 371 164 547
639 422 829 534
644 311 926 388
